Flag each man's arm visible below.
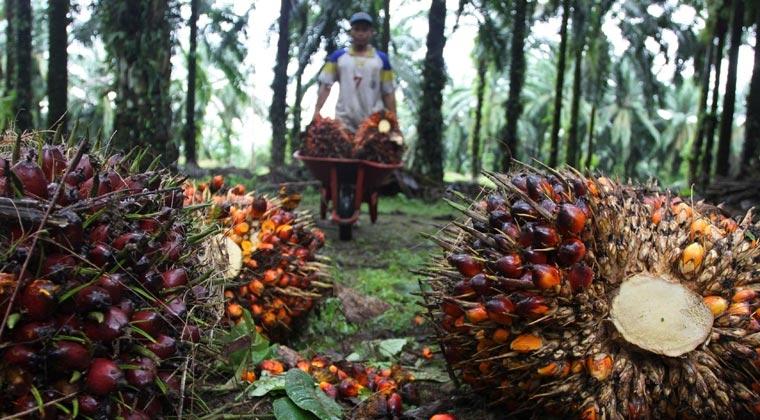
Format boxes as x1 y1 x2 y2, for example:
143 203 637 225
382 92 396 115
313 83 332 121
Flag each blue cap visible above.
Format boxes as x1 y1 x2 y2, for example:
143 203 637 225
349 12 373 26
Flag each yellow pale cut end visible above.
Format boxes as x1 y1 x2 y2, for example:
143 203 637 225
610 273 713 357
378 119 391 134
201 234 243 280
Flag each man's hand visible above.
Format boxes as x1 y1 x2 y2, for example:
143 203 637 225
313 84 332 123
312 110 321 122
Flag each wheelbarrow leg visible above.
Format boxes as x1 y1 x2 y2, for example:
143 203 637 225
369 192 378 224
319 187 328 220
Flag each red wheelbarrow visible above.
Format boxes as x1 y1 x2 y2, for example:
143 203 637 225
294 151 403 240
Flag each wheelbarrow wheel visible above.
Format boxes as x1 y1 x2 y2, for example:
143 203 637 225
339 223 352 241
337 184 355 241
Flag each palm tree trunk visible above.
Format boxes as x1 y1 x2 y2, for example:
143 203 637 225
688 28 715 185
702 16 728 183
585 103 596 169
566 39 584 167
503 0 528 171
101 0 176 167
47 0 68 130
716 0 744 177
289 9 308 154
471 57 486 180
4 0 14 96
269 0 292 171
381 0 390 53
14 0 32 131
183 0 199 166
741 8 760 175
414 0 447 183
548 0 571 168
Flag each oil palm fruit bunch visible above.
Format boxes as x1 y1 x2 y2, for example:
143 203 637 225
184 177 329 341
422 165 760 418
0 135 208 418
353 110 404 164
300 116 354 159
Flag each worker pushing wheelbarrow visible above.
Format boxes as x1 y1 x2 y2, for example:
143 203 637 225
296 11 403 240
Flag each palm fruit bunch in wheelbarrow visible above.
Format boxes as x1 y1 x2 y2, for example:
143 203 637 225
0 133 211 419
422 164 760 418
301 116 354 159
183 177 329 342
353 110 405 164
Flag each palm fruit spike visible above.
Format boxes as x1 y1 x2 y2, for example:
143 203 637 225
0 136 208 418
353 110 405 163
422 164 760 418
184 176 329 342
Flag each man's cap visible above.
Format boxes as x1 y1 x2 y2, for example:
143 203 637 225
349 12 373 26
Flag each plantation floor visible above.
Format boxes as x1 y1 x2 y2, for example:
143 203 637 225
287 190 500 419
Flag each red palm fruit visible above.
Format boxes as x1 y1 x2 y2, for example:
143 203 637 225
162 268 188 289
512 200 538 219
40 253 77 277
12 157 48 198
75 285 112 312
531 264 561 289
89 224 110 243
511 174 529 193
539 198 558 215
5 366 32 396
519 223 534 247
181 324 201 343
50 341 91 371
210 175 224 193
14 393 56 418
113 232 146 251
387 392 403 416
558 204 587 234
523 248 548 264
499 222 521 241
452 280 474 297
138 218 161 233
526 175 553 200
515 294 550 317
161 239 182 262
124 411 151 420
494 254 523 278
138 271 163 293
441 300 464 317
41 145 67 181
20 279 59 320
486 296 515 325
320 382 338 398
447 254 483 277
164 296 187 318
78 394 100 416
97 273 127 302
556 238 586 266
431 415 457 420
88 243 114 267
78 174 112 198
84 306 128 342
567 263 594 292
486 194 507 211
15 320 56 342
489 210 512 228
3 344 39 367
470 274 494 296
105 170 128 191
76 155 95 179
146 334 177 359
118 299 135 317
63 167 87 186
498 272 535 290
130 310 164 337
338 378 361 398
86 358 124 396
532 225 560 248
570 177 587 196
125 357 157 388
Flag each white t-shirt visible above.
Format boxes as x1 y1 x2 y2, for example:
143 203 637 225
318 46 395 131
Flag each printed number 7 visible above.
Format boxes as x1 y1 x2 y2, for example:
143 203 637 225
354 76 362 88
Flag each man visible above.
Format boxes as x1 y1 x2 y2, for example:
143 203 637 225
313 12 397 132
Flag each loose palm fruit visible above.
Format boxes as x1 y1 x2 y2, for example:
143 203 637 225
86 358 124 396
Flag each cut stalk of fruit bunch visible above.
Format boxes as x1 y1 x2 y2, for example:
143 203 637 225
0 133 210 418
422 163 760 418
184 176 329 341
